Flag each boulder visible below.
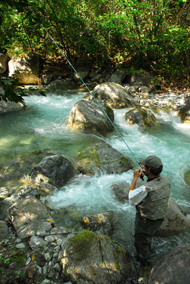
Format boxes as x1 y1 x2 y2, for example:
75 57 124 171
8 52 41 85
86 82 138 109
177 98 190 124
81 211 117 236
58 230 133 284
148 244 190 284
110 181 129 203
8 196 54 239
67 99 114 135
128 70 154 87
108 68 126 84
47 78 76 92
73 67 89 82
74 141 134 175
155 198 190 237
0 98 25 114
31 155 75 188
125 107 158 127
0 53 10 73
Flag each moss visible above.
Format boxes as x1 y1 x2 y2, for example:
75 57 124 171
184 171 190 186
115 259 120 270
69 230 97 261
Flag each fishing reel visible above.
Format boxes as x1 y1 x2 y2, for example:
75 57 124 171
139 163 144 180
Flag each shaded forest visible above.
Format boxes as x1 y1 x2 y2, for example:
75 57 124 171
0 0 190 82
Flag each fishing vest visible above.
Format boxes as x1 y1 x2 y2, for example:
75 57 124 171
136 176 170 220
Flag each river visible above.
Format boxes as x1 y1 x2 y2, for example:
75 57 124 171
0 90 190 257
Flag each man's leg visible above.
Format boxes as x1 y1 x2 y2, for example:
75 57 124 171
134 212 163 262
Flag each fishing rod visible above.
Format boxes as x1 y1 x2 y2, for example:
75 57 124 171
29 8 144 178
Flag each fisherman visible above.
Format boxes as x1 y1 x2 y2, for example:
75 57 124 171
128 155 170 264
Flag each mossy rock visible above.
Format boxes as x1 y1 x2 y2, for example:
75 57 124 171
68 230 97 261
125 106 159 128
184 170 190 186
74 141 134 175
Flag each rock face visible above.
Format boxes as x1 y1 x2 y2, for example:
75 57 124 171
31 155 75 188
177 98 190 124
67 99 114 135
8 52 40 84
148 244 190 284
125 107 158 127
0 53 10 73
89 82 138 109
155 198 190 237
8 196 54 239
58 230 133 284
74 141 134 175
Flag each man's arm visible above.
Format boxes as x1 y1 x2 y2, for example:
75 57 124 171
128 169 144 198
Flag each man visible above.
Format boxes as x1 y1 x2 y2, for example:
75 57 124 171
128 155 170 264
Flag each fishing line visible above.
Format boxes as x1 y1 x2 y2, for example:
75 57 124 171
30 8 141 168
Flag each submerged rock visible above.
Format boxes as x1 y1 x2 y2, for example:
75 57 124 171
155 198 190 237
74 141 134 175
148 244 190 284
58 230 133 284
67 99 114 135
125 106 158 127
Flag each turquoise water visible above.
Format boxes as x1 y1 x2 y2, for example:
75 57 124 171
1 91 190 255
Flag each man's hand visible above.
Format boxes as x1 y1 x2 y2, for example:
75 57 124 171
134 169 144 179
128 168 144 198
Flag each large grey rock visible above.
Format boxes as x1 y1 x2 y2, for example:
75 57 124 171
155 198 190 237
87 82 138 109
31 155 75 188
125 107 158 127
8 196 54 238
73 67 89 81
74 141 134 176
148 244 190 284
108 68 126 84
67 99 114 135
47 78 76 92
58 230 133 284
0 98 25 114
8 52 40 85
128 70 154 87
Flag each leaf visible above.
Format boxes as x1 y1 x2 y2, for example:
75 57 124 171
47 219 53 222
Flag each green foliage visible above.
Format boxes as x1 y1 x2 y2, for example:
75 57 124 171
0 78 26 103
0 78 46 103
0 0 189 82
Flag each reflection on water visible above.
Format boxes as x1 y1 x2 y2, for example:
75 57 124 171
1 92 190 254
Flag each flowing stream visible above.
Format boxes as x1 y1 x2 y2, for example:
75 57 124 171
1 90 190 257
